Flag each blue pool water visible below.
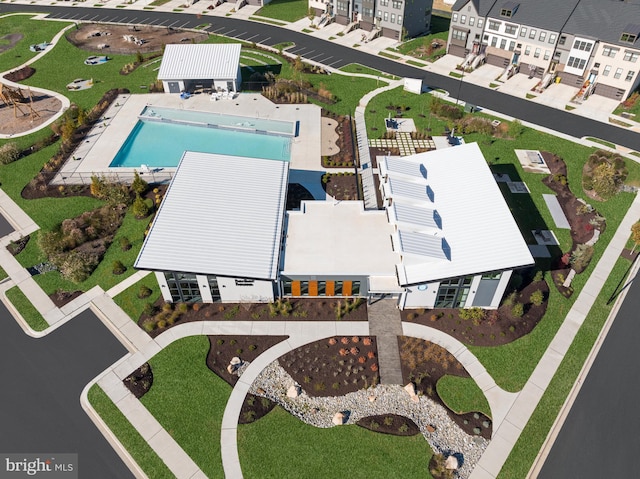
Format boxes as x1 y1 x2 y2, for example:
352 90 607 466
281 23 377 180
109 119 291 167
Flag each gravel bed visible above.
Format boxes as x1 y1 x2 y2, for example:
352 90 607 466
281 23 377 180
243 359 488 478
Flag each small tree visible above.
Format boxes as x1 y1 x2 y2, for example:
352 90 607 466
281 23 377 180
119 236 132 251
132 193 150 218
631 221 640 253
0 142 20 165
112 260 126 275
591 161 619 199
131 170 148 195
530 289 544 306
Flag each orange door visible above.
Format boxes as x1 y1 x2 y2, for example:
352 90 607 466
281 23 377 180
326 281 335 296
308 281 318 296
291 281 301 296
342 280 352 296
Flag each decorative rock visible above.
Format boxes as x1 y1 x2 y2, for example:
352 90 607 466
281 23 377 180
226 364 236 374
404 383 416 397
287 384 301 398
445 455 459 470
332 412 345 425
230 357 242 366
426 424 436 433
368 395 377 403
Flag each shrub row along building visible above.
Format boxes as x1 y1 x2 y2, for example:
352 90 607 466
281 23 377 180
448 0 640 100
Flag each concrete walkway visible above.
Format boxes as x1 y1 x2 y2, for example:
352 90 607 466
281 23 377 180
367 298 403 385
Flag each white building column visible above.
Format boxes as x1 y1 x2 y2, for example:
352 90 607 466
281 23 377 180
155 271 172 302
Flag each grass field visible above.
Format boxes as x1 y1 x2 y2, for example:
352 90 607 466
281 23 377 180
113 273 161 323
238 406 434 479
5 286 48 331
255 0 309 23
437 375 492 417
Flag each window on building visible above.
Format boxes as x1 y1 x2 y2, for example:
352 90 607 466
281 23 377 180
469 16 474 27
520 27 527 37
549 34 556 44
380 0 388 5
624 51 639 62
208 276 221 301
615 67 623 79
363 7 373 17
543 50 550 60
500 8 512 18
558 35 566 46
165 272 201 303
505 24 517 35
335 281 343 295
626 70 635 81
317 281 326 296
337 1 348 11
539 32 546 42
602 46 619 57
500 38 507 49
524 45 531 55
391 13 396 23
392 0 401 9
282 279 292 295
452 13 458 22
567 56 586 69
477 18 483 28
529 29 536 39
435 277 473 308
491 36 498 47
383 11 388 21
573 40 592 52
488 20 500 31
509 41 515 51
534 48 541 58
621 33 637 44
397 15 402 25
603 65 611 76
460 14 466 24
352 281 361 295
300 281 309 296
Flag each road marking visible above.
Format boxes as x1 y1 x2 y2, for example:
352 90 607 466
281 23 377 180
245 33 259 41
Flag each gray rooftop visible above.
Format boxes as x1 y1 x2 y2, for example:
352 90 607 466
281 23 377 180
486 0 581 32
452 0 499 17
564 0 640 47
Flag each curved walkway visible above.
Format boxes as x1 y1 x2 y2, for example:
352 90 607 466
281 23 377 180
0 13 71 139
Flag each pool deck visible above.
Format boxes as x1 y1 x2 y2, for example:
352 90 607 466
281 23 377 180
53 92 322 185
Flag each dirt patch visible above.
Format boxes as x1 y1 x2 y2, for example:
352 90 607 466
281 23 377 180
123 363 153 399
0 91 63 136
6 235 30 256
357 413 421 436
621 248 639 261
66 23 208 55
322 172 359 200
403 277 549 347
49 290 84 308
0 33 23 54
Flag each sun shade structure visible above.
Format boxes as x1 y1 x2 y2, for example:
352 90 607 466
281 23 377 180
157 44 242 94
379 142 534 287
135 151 289 280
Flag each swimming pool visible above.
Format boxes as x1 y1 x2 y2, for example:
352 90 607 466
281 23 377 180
109 118 292 168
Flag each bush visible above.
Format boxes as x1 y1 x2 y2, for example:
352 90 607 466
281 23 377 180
508 119 525 138
56 250 100 283
142 302 155 316
131 194 150 218
176 302 188 314
138 285 152 299
592 162 619 199
131 170 148 195
112 260 126 275
511 302 524 318
530 289 544 306
0 142 20 165
533 270 544 282
119 236 132 251
570 243 595 272
459 307 485 322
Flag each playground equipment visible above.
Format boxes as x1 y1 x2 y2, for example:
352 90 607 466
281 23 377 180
0 82 41 120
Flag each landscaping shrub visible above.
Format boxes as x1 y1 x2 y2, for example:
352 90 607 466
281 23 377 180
530 289 544 306
459 307 486 322
57 250 100 283
138 285 152 299
131 170 148 195
112 260 126 275
570 243 595 273
508 119 525 138
0 142 20 165
143 302 155 316
591 162 620 199
119 236 132 251
511 302 524 318
533 270 544 283
132 194 150 218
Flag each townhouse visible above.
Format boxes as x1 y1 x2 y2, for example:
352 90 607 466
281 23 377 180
447 0 640 100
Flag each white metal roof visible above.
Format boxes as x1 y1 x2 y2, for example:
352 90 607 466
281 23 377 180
390 203 441 230
135 151 288 280
380 143 534 286
384 177 435 203
381 156 428 179
157 44 241 81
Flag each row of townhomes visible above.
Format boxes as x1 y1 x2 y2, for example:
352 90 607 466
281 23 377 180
308 0 434 40
448 0 640 100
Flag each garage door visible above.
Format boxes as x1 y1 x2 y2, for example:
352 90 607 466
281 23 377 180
519 62 543 79
448 44 466 58
592 83 625 100
486 54 509 68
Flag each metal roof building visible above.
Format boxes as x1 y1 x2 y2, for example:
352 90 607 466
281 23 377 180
380 142 534 287
135 151 289 280
157 43 242 94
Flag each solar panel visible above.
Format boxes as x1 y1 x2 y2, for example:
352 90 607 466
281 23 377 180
392 203 441 229
397 230 449 260
387 177 432 202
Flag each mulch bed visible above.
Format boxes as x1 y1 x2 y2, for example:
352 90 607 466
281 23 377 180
139 298 368 338
49 290 84 308
356 413 421 436
279 335 380 398
320 112 355 168
322 173 359 200
6 235 29 256
123 363 153 399
369 147 401 168
398 337 492 439
621 248 640 261
403 277 549 347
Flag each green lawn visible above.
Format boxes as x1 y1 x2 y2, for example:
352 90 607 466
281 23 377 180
499 253 636 478
238 406 434 479
113 273 161 322
437 375 492 418
255 0 309 23
5 285 48 331
392 15 450 61
339 63 400 80
87 385 175 479
0 265 8 281
140 336 231 478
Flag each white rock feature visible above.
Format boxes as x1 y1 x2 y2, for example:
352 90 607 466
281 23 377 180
445 455 459 470
230 357 242 366
332 412 345 425
287 384 301 398
404 383 419 402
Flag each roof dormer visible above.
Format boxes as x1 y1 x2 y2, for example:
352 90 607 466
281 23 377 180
621 24 640 44
500 1 519 18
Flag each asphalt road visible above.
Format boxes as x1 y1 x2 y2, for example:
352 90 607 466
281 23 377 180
538 267 640 478
2 4 640 151
0 307 132 479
